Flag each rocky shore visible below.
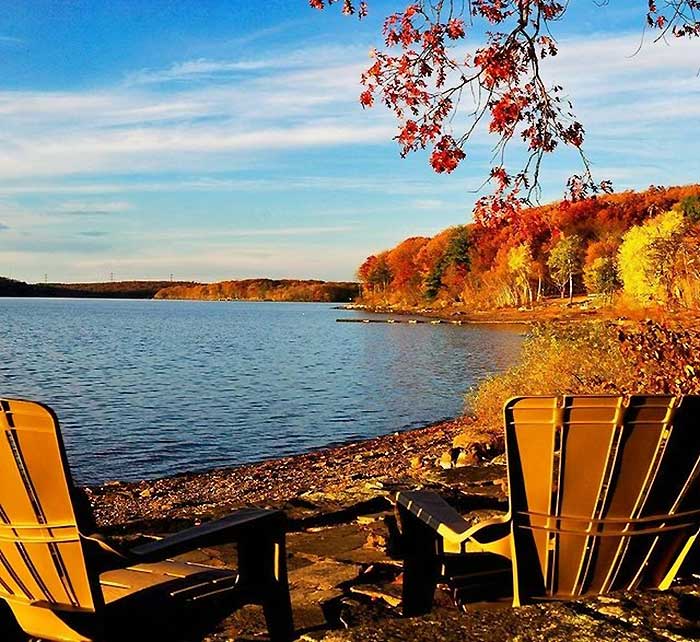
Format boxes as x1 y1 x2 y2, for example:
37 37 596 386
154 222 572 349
3 418 698 642
340 298 616 325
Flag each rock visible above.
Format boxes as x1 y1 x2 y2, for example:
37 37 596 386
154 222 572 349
364 531 387 551
455 449 479 467
289 560 361 592
350 582 402 608
439 450 455 469
356 515 380 525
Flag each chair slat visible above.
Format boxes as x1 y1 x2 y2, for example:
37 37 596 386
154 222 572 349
505 394 700 601
0 399 97 612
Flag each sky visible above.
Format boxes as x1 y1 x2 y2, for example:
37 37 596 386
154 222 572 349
0 0 698 283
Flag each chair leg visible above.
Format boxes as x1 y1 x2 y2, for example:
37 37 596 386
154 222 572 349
398 506 441 616
262 582 294 642
238 532 294 642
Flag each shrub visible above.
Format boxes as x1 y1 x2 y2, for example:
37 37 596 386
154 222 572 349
678 195 700 223
467 322 632 433
465 320 700 441
618 320 700 395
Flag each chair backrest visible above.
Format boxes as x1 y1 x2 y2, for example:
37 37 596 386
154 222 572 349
0 398 100 612
504 394 700 603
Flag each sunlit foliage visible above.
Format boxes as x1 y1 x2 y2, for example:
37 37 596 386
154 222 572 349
583 257 621 300
468 320 700 434
618 210 685 304
547 235 583 302
155 279 359 302
506 243 535 306
312 1 699 222
357 184 700 310
468 323 631 432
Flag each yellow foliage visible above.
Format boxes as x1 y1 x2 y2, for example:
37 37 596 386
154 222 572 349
618 210 685 304
507 243 534 305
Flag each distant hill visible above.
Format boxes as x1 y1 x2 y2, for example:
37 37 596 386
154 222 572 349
0 278 194 299
155 279 360 302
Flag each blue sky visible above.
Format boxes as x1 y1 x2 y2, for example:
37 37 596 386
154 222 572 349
0 1 698 283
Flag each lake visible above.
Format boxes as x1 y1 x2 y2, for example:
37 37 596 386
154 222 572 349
0 299 523 484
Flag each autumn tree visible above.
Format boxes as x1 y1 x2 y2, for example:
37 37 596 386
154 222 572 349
310 1 700 223
507 243 535 306
357 252 393 301
583 257 621 301
547 234 583 303
421 225 471 299
358 185 700 310
618 210 685 304
386 236 430 303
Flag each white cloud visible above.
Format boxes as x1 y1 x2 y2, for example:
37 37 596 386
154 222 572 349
127 59 280 84
139 225 358 243
52 200 132 215
0 33 696 190
0 43 389 180
411 199 447 210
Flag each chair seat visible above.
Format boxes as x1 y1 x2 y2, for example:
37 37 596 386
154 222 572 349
100 560 238 605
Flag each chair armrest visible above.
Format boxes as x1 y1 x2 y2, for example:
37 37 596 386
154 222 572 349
397 491 512 550
464 515 511 545
129 508 286 562
396 491 472 545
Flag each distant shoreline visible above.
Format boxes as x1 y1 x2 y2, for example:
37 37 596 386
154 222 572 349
0 276 360 303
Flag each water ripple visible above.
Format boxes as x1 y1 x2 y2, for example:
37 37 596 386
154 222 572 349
0 299 522 484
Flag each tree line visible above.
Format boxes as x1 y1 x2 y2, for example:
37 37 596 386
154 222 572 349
155 279 359 302
357 184 700 310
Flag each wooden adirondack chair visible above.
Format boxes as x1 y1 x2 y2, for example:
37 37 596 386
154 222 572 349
397 395 700 614
0 398 294 642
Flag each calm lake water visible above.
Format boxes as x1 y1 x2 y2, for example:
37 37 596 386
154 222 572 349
0 299 523 484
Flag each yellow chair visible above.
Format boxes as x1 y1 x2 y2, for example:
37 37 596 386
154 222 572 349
0 398 294 641
397 395 700 613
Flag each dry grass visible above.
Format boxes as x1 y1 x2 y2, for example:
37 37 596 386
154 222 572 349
465 322 636 439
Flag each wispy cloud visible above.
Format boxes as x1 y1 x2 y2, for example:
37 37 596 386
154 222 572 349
0 42 386 180
140 225 358 243
126 59 279 85
0 175 466 197
0 33 695 185
53 200 132 215
411 199 448 210
0 35 23 45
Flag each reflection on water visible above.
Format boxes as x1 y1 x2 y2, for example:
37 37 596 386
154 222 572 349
0 299 523 484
